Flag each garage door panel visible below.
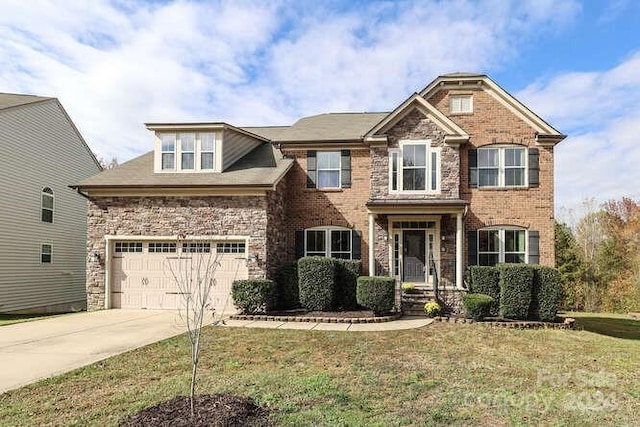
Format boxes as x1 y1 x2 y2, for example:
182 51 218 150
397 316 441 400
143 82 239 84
111 241 247 313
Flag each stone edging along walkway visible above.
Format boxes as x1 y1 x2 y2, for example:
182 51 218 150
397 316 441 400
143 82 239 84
230 312 402 324
432 316 576 329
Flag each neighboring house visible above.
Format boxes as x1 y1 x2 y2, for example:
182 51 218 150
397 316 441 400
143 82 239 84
0 93 102 313
73 73 565 313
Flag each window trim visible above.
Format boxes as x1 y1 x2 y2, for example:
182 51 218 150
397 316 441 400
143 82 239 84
450 95 473 114
304 226 353 259
475 145 528 188
41 187 54 223
389 140 440 194
158 132 219 173
477 227 528 266
40 243 52 264
315 151 342 189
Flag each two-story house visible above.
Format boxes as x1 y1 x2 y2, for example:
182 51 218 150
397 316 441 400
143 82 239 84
0 93 101 313
74 73 565 313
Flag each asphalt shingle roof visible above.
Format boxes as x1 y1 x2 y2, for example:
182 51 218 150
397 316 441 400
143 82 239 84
274 112 389 142
0 93 52 110
75 143 293 188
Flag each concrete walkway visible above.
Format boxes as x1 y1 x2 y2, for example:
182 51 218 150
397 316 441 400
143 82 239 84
0 309 184 394
222 316 434 331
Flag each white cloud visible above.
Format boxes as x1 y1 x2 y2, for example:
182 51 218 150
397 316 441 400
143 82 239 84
0 0 581 166
517 52 640 212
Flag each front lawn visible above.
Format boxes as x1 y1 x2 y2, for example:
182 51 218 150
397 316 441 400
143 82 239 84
1 317 638 426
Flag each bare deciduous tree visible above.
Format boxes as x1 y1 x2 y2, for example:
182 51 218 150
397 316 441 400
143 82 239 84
164 235 241 417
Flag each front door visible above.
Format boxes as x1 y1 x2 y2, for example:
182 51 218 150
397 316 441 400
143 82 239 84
403 230 426 283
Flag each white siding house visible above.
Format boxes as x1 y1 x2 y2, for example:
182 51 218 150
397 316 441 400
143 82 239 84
0 94 101 313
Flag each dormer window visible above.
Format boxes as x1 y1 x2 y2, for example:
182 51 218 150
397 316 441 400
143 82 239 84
180 133 195 170
450 95 473 114
156 132 219 172
161 134 176 170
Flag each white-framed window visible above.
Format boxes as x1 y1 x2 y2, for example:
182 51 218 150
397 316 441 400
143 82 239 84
478 228 526 266
450 95 473 114
305 227 352 259
115 242 143 253
200 133 216 170
180 133 195 170
161 134 176 170
389 140 441 193
41 187 54 223
182 242 211 253
41 243 52 263
316 151 341 189
216 242 246 253
474 146 526 188
158 132 218 172
148 242 177 253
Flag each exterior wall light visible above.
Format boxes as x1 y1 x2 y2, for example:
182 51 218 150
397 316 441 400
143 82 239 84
90 250 101 263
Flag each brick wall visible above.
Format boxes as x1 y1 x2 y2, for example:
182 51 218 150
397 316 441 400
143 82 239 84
85 195 272 310
429 88 556 266
281 148 371 274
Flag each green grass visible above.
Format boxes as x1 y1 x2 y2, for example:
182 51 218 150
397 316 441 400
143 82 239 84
1 315 639 426
561 311 640 340
0 313 63 327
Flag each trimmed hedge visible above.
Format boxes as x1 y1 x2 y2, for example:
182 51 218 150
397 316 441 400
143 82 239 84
462 293 494 321
335 259 362 310
356 276 395 314
298 257 336 311
497 264 534 319
231 279 276 314
529 265 562 322
468 266 501 315
276 261 299 310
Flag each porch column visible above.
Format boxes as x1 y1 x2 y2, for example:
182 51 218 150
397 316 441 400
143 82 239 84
368 212 376 276
456 212 463 289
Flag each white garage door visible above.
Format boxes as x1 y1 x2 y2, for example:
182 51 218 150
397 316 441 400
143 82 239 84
111 240 248 313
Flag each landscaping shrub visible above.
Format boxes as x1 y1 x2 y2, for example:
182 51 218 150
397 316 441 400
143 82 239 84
231 280 276 314
497 264 534 319
462 293 494 321
529 265 563 322
298 257 336 311
334 259 361 310
468 265 500 315
356 276 395 314
275 261 299 310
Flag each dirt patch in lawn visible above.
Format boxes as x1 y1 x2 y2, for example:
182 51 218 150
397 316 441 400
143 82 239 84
119 393 270 427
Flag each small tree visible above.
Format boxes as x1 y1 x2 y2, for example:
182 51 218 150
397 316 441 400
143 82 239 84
164 235 240 417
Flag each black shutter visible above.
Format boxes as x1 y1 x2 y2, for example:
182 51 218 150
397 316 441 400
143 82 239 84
528 230 540 264
468 149 478 188
306 151 317 188
467 231 478 266
528 148 539 188
352 230 361 260
295 230 305 259
341 150 351 188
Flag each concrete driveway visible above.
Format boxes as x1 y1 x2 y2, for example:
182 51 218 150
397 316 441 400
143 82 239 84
0 309 185 394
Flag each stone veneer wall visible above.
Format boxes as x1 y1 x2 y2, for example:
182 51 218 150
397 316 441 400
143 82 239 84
85 195 271 310
266 175 289 278
370 108 460 200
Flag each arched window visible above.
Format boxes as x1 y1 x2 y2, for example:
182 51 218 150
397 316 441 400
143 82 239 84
41 187 54 223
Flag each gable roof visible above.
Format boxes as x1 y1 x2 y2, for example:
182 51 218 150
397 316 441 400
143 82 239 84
365 93 469 145
241 126 290 140
274 112 388 143
0 93 53 111
73 142 293 190
420 73 566 144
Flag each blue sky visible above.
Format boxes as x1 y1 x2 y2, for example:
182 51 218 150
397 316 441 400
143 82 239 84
1 0 639 217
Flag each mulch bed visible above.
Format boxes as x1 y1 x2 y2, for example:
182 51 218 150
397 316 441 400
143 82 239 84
433 316 575 329
230 310 402 324
120 393 271 427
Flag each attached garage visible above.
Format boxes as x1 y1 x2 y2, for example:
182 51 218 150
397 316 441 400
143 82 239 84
109 239 248 313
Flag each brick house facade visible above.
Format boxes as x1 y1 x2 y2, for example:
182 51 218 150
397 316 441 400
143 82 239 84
74 73 564 313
